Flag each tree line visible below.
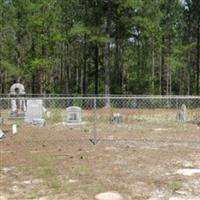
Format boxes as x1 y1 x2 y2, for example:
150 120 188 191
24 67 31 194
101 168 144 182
0 0 200 95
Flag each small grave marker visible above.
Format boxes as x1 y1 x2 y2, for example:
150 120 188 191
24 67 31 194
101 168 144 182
65 106 85 125
12 124 17 134
0 129 4 139
111 113 123 124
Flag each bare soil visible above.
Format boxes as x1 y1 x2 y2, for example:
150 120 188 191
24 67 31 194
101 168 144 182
0 109 200 200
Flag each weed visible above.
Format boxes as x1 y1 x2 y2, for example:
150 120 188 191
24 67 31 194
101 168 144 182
48 179 63 192
170 180 182 193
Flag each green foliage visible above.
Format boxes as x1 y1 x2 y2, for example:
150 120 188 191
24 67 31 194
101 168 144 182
170 180 183 193
90 35 111 44
30 58 51 71
0 0 199 95
124 0 143 8
69 23 91 36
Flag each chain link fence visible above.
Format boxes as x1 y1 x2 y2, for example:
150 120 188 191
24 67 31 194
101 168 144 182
0 96 200 145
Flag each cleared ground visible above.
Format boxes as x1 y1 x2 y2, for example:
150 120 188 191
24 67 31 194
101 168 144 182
0 108 200 200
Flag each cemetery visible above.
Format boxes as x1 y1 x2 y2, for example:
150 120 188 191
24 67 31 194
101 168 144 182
0 91 200 199
1 0 200 199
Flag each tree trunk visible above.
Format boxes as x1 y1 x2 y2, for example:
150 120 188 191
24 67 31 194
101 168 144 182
159 47 162 95
151 43 155 94
94 43 99 95
105 42 110 104
64 43 69 94
105 0 112 106
161 36 168 95
82 34 87 96
196 21 200 95
60 48 64 93
114 36 120 93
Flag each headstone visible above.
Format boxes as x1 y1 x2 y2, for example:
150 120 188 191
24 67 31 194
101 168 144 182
0 116 3 125
25 100 45 126
0 129 4 139
111 113 123 124
65 106 83 125
12 124 17 134
10 83 25 96
176 104 187 122
9 83 26 119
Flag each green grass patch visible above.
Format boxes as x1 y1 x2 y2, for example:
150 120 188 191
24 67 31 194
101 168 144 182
48 179 63 192
33 159 56 179
170 180 182 193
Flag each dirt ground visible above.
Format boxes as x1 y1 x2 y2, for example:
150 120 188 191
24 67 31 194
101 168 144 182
1 109 200 200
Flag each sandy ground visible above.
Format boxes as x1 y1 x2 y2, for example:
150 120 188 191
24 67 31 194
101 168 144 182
0 109 200 200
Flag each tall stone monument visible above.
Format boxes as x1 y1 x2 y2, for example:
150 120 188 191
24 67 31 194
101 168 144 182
9 83 26 119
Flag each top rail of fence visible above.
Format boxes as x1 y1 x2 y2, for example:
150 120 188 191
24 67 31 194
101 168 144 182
0 95 200 100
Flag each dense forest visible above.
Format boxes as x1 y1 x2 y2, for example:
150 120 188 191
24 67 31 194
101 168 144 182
0 0 200 95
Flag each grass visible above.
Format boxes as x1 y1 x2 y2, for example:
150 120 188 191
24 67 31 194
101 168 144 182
33 159 55 177
48 179 63 192
88 183 107 193
26 188 44 199
78 165 91 176
170 180 183 193
46 108 64 124
26 157 69 195
27 179 68 198
2 108 200 129
73 165 91 176
13 157 65 199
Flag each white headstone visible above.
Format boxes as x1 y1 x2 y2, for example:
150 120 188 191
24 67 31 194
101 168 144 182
10 83 25 95
0 129 4 139
65 106 83 125
111 113 123 124
181 104 187 121
12 124 17 134
9 83 26 119
11 99 17 112
176 104 187 122
25 100 45 126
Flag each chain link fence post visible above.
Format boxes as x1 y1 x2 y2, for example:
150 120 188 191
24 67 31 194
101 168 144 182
90 97 98 145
